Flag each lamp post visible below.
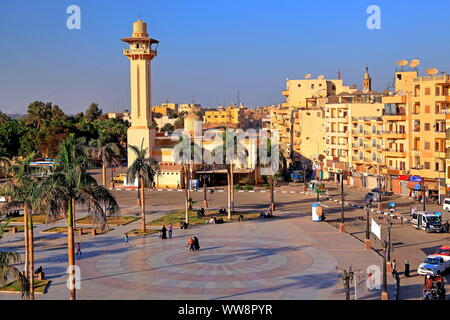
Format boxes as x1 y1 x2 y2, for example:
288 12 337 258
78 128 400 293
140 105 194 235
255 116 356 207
339 170 346 233
381 238 389 300
377 165 382 212
423 185 427 211
365 202 371 250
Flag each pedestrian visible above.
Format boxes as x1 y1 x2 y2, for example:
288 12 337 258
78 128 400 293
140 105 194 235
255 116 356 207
187 237 195 252
391 259 397 275
76 242 82 256
193 236 200 251
168 223 173 239
161 225 167 239
124 233 129 247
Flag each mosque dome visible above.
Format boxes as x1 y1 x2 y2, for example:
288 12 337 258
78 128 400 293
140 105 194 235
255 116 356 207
133 19 148 37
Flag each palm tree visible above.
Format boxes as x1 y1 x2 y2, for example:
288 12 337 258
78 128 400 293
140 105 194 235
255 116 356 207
215 129 247 220
37 134 120 300
0 168 42 300
127 141 159 233
0 223 29 299
0 153 12 180
89 139 121 188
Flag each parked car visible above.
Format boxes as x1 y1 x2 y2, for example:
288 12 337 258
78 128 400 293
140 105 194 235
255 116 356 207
433 246 450 260
0 196 6 203
412 211 445 233
418 255 450 276
290 171 304 183
371 188 394 196
365 192 380 203
112 173 127 184
443 198 450 212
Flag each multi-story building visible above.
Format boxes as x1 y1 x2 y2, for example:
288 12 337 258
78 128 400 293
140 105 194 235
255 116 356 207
153 103 178 116
204 105 245 128
179 103 202 115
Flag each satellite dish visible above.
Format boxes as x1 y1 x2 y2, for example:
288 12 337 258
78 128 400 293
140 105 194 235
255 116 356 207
396 60 409 67
409 59 421 68
425 68 439 76
305 73 312 79
318 74 324 80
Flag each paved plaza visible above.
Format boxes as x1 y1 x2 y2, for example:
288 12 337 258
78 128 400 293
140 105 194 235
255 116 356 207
0 198 389 300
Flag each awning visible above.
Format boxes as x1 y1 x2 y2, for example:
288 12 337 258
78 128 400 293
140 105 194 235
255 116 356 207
425 182 438 190
407 182 422 190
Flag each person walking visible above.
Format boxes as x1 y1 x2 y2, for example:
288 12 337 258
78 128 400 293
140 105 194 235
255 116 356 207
161 225 168 239
76 242 82 256
168 223 173 239
193 236 200 251
187 237 195 252
392 259 397 275
124 233 129 247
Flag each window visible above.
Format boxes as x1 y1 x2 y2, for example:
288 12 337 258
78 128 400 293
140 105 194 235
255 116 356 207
425 105 431 113
424 142 430 150
424 162 430 170
425 88 431 95
372 153 377 161
311 84 315 89
298 84 301 88
436 162 440 171
424 123 430 131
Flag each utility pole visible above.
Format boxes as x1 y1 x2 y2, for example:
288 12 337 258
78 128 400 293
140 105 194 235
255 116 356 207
377 165 382 211
381 237 389 300
423 185 427 211
365 202 371 250
341 266 354 300
339 171 345 233
386 215 392 273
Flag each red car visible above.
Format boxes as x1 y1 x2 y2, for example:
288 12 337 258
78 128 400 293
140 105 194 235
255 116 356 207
434 246 450 262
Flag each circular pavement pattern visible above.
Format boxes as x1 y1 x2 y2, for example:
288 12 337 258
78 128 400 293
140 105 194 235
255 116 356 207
78 236 338 298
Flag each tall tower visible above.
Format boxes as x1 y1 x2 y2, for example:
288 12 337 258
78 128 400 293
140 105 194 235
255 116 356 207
122 19 159 166
363 65 372 91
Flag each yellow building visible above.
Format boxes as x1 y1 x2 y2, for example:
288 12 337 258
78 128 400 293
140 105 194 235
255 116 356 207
204 105 245 128
282 77 354 108
122 19 159 165
179 103 202 115
153 103 178 116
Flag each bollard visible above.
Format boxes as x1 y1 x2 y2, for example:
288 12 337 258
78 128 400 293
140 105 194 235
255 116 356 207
404 260 410 277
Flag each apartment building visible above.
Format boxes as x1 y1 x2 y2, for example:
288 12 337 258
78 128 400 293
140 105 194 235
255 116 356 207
204 105 246 128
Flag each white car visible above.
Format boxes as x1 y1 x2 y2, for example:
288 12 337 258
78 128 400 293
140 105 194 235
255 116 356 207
418 255 449 276
443 198 450 211
0 196 6 203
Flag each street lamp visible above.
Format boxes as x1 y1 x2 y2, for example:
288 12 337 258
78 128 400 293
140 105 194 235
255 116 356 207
381 215 392 300
365 202 371 250
339 170 346 233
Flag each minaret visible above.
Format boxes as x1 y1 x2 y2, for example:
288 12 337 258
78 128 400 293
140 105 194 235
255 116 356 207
363 65 372 91
122 19 159 165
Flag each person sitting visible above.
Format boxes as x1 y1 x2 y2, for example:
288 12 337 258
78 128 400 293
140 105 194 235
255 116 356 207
218 218 224 224
209 217 216 224
35 266 43 274
180 221 189 229
199 208 205 217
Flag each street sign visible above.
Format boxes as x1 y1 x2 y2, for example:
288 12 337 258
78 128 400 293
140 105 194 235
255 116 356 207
354 272 367 300
371 219 381 240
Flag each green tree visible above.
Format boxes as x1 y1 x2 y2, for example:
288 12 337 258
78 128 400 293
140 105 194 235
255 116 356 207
37 134 120 300
89 139 121 187
0 223 28 299
160 123 174 134
24 101 53 129
85 103 102 123
127 141 159 232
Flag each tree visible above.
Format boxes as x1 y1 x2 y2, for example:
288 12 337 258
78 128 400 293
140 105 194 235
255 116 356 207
37 134 120 300
0 223 28 299
89 139 121 187
85 103 102 123
0 111 10 126
160 123 174 134
174 113 186 129
127 141 159 232
24 101 53 129
0 156 44 300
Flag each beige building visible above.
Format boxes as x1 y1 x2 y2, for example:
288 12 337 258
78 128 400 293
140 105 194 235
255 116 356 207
179 103 202 115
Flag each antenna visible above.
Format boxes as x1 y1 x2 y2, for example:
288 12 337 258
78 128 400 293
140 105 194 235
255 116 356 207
305 73 312 79
337 70 341 80
425 68 439 76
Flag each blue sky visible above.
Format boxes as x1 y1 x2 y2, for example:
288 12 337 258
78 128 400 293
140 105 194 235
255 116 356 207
0 0 449 114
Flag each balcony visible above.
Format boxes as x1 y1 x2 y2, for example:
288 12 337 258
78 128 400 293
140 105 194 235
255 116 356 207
382 148 407 158
383 131 406 139
436 96 450 103
435 151 446 159
382 96 407 104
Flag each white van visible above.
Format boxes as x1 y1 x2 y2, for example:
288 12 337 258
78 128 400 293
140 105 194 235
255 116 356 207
443 198 450 212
